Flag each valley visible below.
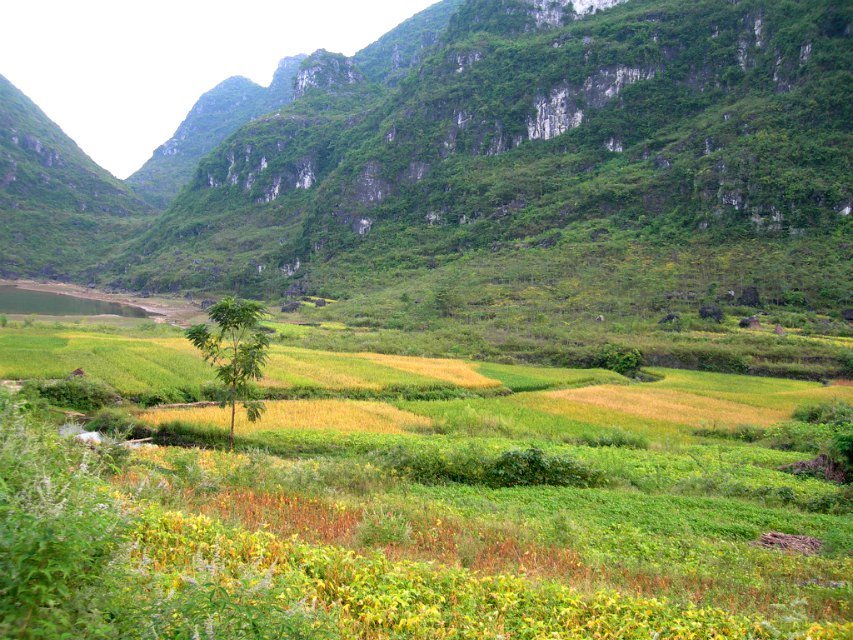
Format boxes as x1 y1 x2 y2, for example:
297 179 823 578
0 0 850 637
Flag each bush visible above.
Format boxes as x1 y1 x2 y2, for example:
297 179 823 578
375 444 608 488
593 344 643 376
763 421 840 454
829 432 853 473
484 447 607 488
25 377 118 412
692 424 767 442
576 428 649 449
0 401 126 638
793 400 852 427
87 408 149 439
699 305 724 323
356 508 413 546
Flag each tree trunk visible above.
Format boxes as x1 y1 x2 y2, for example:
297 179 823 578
229 400 236 452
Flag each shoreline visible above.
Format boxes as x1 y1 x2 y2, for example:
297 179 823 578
0 279 202 325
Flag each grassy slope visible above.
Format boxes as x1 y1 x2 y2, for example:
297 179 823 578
0 74 152 280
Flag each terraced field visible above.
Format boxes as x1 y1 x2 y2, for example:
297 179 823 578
2 321 851 637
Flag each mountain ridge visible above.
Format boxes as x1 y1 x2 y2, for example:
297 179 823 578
125 54 307 209
0 73 152 280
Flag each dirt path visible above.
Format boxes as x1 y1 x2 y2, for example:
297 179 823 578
0 279 203 326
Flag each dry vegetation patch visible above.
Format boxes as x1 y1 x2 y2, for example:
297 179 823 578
141 399 432 435
544 384 788 429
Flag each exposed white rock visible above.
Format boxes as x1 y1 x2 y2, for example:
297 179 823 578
260 176 281 202
836 202 851 216
528 87 583 141
528 65 653 142
754 14 764 48
244 172 255 190
259 156 268 172
455 50 483 72
800 42 812 63
604 137 623 152
584 66 656 103
426 211 442 225
455 110 472 129
280 258 301 276
226 153 238 185
737 39 750 70
208 173 220 188
296 160 315 189
354 217 373 235
406 161 430 182
356 162 387 203
527 0 629 28
385 127 396 143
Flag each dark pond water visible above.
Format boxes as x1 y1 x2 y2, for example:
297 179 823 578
0 286 150 318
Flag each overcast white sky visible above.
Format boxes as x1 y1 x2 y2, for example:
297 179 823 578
1 0 440 179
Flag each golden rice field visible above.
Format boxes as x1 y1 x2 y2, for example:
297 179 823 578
544 385 789 428
141 399 432 435
357 352 503 388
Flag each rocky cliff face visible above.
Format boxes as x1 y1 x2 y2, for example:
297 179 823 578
527 0 630 28
126 54 306 209
294 51 365 99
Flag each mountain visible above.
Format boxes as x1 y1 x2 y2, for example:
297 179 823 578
114 0 850 292
125 55 306 209
0 73 152 280
353 0 467 85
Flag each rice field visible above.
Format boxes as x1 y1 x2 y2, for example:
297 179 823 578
0 324 634 397
141 399 432 435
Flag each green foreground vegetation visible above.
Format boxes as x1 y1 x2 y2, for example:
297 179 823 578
1 318 851 638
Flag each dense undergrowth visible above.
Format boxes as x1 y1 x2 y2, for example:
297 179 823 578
2 394 850 638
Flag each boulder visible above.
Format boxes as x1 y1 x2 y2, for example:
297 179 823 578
774 324 786 336
67 368 86 378
280 301 301 313
843 309 853 323
314 299 327 308
739 316 761 329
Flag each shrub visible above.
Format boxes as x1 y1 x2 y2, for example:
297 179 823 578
699 305 724 323
25 377 118 412
484 447 607 489
576 428 649 449
693 424 767 442
593 344 642 376
87 408 149 438
0 314 7 328
0 402 126 638
829 432 853 473
763 421 839 454
356 508 413 546
792 400 852 427
375 444 608 488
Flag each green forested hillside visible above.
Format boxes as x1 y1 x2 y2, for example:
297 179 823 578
125 55 306 209
110 0 850 333
0 74 152 280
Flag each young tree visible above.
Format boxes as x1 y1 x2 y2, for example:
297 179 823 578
186 297 270 451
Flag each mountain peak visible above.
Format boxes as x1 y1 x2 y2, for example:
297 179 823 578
293 50 365 100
